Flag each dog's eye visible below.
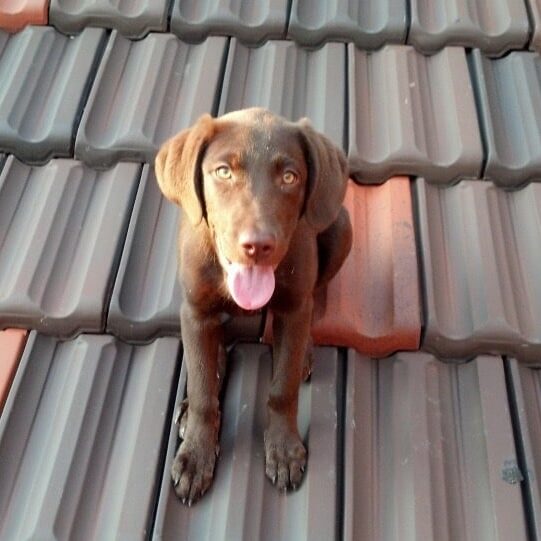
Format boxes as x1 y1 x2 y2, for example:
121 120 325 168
215 166 232 180
282 171 298 185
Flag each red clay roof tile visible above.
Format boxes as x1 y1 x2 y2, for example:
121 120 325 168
0 0 48 32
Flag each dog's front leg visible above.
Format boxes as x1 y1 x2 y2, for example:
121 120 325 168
171 303 222 505
265 296 313 491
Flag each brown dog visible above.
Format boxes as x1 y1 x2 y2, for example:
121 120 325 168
155 108 352 505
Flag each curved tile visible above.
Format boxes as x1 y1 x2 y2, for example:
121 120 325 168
409 0 529 56
76 32 227 168
288 0 406 48
0 157 140 337
348 45 482 184
171 0 288 44
417 179 541 362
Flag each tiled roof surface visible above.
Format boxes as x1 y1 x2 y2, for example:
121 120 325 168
0 2 540 540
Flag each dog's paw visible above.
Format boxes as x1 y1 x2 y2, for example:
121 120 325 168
264 428 307 491
171 435 220 505
173 399 189 439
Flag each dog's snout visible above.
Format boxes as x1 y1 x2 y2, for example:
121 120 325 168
239 230 276 260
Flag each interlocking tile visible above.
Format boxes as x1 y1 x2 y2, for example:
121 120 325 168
409 0 529 56
0 157 140 337
472 50 541 187
0 329 27 412
0 0 48 32
344 351 528 541
219 39 346 149
417 179 541 362
153 344 342 540
107 165 262 343
0 26 106 164
50 0 169 38
530 0 541 52
288 0 406 48
263 178 421 356
509 360 541 537
0 332 180 541
170 0 288 44
348 45 482 184
76 32 227 168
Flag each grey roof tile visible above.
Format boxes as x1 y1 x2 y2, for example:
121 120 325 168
409 0 530 56
0 332 180 541
288 0 407 48
0 26 106 164
219 39 346 149
50 0 170 38
529 0 541 52
508 360 541 538
153 344 341 540
171 0 288 44
107 165 262 343
348 45 483 184
472 50 541 187
344 351 528 541
0 157 140 337
417 179 541 362
76 32 227 168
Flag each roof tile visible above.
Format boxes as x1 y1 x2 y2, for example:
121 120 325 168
76 32 227 168
417 179 541 362
153 344 342 540
409 0 530 56
0 0 48 32
219 39 346 148
348 45 483 184
265 178 421 356
50 0 170 38
171 0 288 44
508 359 541 537
472 50 541 186
0 329 27 412
344 351 528 540
288 0 406 48
0 157 140 337
0 332 180 541
0 26 106 163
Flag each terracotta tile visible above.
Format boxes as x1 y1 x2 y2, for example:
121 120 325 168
0 329 27 411
0 0 48 32
265 178 421 357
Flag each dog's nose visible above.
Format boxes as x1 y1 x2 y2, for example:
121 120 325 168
239 230 276 260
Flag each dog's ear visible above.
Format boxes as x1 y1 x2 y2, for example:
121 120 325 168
297 119 348 232
155 114 215 225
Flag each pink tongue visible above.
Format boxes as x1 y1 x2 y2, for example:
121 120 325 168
226 263 275 310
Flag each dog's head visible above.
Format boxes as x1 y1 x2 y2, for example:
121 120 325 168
155 108 348 310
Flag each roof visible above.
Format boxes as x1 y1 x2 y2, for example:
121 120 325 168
0 1 540 540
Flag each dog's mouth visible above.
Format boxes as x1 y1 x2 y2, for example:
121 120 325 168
223 258 276 311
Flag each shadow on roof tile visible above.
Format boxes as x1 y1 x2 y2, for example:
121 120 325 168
344 351 528 540
49 0 169 38
409 0 529 56
0 0 48 33
76 32 227 168
153 344 342 540
0 329 27 413
417 179 541 362
348 45 483 184
170 0 289 44
288 0 407 48
0 157 140 337
264 178 421 356
0 332 180 540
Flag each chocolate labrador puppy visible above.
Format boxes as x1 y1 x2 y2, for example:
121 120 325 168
155 108 352 505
